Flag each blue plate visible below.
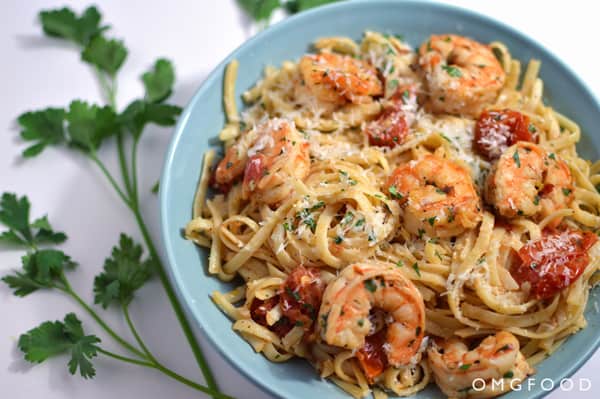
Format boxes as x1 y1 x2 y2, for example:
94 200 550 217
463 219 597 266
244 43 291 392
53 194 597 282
160 1 600 398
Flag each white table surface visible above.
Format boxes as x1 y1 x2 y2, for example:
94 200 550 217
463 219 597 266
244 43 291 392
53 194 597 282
1 1 598 398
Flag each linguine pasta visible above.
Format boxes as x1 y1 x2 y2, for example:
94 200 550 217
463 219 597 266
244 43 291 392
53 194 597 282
185 32 600 398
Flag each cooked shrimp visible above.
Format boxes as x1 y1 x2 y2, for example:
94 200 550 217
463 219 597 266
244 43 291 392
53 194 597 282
385 154 482 238
318 262 425 381
214 118 310 204
428 331 533 398
485 142 574 227
418 34 505 117
299 53 383 105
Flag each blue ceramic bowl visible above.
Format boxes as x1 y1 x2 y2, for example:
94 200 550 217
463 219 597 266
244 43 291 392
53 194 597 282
160 1 600 398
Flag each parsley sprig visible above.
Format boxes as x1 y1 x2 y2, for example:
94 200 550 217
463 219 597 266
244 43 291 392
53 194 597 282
1 193 229 397
4 5 228 398
238 0 343 23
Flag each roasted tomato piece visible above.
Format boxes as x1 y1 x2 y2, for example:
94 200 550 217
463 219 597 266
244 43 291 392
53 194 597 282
249 297 293 337
365 86 416 148
474 109 535 160
365 106 408 147
511 229 598 299
280 266 325 329
356 328 388 383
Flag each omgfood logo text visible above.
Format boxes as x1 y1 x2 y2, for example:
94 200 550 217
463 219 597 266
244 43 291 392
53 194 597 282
471 378 592 392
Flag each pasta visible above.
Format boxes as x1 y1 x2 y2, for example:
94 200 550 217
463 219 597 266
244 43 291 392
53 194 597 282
185 31 600 398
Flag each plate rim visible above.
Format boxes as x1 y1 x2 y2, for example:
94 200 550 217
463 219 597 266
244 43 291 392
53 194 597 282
160 1 600 398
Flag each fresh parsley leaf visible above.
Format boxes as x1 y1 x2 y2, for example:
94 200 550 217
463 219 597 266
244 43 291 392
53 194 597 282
66 100 117 151
31 216 68 244
0 193 31 243
562 188 572 196
93 234 154 308
18 313 100 379
237 0 281 21
2 249 76 296
119 100 181 139
503 371 514 379
459 363 471 370
39 6 107 46
142 59 175 103
0 193 66 247
442 65 462 77
81 35 127 76
286 0 342 13
17 108 66 157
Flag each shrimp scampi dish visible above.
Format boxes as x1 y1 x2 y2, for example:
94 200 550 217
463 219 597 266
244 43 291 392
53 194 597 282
186 31 600 399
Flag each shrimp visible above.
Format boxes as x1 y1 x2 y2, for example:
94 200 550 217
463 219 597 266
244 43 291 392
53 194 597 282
385 154 483 238
485 142 574 227
427 331 534 398
299 53 383 105
214 118 310 204
318 262 426 381
418 34 505 117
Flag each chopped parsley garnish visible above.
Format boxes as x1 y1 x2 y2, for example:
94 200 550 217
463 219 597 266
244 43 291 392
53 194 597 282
562 188 572 196
533 195 540 206
368 230 376 242
549 152 556 160
355 218 365 228
427 216 436 226
513 150 521 167
358 319 365 327
492 47 504 65
496 344 511 353
503 371 514 379
342 211 354 225
388 79 399 89
459 364 471 370
396 260 404 268
388 185 403 199
283 221 293 231
334 235 343 244
285 286 301 301
310 201 325 211
528 123 537 133
364 279 377 292
440 133 452 143
442 65 462 77
412 262 421 277
417 229 425 239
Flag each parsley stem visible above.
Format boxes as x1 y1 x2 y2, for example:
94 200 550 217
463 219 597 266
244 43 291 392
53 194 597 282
116 131 134 199
97 348 154 368
130 137 139 203
94 67 117 109
63 286 145 359
122 303 157 363
96 348 230 398
151 362 232 399
130 205 220 393
89 152 132 209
